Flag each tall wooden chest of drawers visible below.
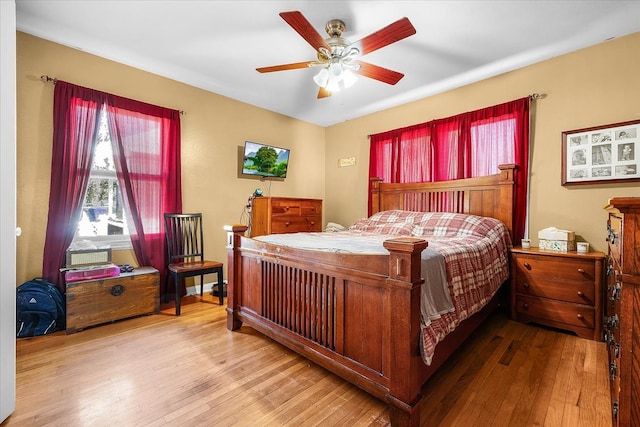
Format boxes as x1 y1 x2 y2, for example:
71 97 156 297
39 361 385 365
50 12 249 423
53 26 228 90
510 247 605 341
66 266 159 333
250 196 322 237
604 198 640 426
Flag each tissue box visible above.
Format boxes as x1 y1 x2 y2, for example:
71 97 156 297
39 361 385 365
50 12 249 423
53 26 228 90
538 227 576 252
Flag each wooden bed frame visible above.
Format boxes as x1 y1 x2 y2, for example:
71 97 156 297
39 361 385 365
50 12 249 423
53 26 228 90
224 164 515 426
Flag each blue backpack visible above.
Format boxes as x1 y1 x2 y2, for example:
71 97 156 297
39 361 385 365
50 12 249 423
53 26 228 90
16 278 65 337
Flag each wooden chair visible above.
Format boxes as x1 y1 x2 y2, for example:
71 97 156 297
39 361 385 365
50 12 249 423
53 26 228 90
164 213 224 316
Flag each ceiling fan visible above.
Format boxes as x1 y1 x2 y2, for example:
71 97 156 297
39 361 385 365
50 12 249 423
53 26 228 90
256 11 416 99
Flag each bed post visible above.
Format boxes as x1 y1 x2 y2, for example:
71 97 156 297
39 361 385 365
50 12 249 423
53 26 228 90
370 177 382 215
224 224 247 331
497 164 516 236
383 237 428 427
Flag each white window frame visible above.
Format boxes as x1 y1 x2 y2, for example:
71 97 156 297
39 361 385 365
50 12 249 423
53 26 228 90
71 112 132 250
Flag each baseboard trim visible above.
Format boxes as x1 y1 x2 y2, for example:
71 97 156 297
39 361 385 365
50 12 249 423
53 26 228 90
186 279 227 296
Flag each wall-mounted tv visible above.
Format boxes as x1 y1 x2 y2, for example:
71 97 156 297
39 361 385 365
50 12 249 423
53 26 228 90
241 141 290 179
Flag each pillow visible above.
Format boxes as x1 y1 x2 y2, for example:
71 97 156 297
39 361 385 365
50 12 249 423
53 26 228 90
411 212 503 238
349 220 414 236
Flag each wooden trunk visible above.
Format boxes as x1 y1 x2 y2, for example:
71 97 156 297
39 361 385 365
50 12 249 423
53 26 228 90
65 266 159 334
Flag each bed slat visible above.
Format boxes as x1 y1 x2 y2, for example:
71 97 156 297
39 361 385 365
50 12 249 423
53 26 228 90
261 260 337 351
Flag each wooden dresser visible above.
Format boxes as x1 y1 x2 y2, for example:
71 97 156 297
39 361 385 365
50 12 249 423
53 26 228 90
66 266 159 333
510 247 605 341
604 197 640 426
250 196 322 237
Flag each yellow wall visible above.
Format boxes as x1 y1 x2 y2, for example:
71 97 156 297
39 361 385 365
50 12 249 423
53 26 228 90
16 31 640 285
16 32 325 284
325 32 640 252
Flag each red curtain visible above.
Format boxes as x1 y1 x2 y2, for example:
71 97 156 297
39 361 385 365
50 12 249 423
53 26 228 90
42 81 181 294
106 96 182 296
369 97 529 242
42 82 102 288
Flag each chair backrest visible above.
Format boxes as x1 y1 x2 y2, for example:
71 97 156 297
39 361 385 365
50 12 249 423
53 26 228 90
164 213 205 264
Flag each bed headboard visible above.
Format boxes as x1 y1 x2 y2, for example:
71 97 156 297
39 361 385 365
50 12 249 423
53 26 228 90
370 164 516 237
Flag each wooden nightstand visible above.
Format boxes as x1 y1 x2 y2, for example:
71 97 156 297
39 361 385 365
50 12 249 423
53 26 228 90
510 247 606 341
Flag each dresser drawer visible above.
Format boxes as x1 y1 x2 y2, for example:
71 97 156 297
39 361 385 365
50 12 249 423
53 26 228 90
514 272 595 304
271 215 321 233
300 200 321 216
513 255 597 282
270 199 301 216
515 294 595 328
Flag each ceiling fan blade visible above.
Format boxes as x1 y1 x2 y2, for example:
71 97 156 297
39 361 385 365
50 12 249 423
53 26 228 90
317 87 332 99
280 11 331 52
354 61 405 85
350 17 416 56
256 61 321 73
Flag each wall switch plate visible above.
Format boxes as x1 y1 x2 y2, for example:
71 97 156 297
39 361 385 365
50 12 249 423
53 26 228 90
338 156 356 167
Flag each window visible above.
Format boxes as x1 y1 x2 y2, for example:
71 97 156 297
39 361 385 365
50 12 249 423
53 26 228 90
43 80 181 289
73 110 131 249
369 97 529 241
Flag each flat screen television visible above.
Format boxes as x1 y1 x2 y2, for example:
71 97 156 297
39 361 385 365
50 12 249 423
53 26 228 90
241 141 290 179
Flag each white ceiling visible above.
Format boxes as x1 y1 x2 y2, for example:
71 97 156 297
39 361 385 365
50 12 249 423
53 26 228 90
15 1 640 127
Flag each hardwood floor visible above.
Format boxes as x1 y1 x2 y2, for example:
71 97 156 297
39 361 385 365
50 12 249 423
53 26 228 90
5 294 612 426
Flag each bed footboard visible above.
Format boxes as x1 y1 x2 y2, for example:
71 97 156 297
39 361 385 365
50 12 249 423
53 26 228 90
225 224 427 427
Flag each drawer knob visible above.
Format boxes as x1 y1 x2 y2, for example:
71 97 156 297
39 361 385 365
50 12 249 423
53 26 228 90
523 283 530 288
577 291 584 297
285 222 290 227
522 303 529 309
577 313 584 319
577 268 585 274
523 262 531 270
111 284 125 296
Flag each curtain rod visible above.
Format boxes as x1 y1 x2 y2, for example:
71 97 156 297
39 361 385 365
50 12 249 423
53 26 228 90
40 75 186 115
367 93 544 138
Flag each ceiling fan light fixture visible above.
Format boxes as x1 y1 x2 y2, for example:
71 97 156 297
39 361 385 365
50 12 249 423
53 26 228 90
325 74 341 92
313 68 329 87
342 68 358 88
313 62 357 92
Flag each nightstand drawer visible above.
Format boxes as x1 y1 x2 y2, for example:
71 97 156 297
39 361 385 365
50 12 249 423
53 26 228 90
515 294 595 329
513 255 597 282
515 273 595 305
510 247 605 341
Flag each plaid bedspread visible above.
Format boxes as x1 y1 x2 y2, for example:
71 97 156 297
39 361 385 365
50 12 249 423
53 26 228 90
259 210 511 366
351 210 512 365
